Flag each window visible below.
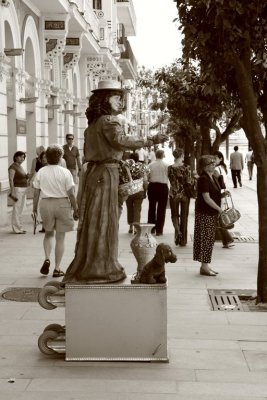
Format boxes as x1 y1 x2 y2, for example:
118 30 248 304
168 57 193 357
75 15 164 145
93 0 102 9
100 28 104 40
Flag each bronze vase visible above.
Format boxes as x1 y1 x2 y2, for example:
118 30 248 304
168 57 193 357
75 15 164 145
130 223 157 279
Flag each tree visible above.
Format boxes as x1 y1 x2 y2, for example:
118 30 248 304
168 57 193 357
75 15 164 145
175 0 267 302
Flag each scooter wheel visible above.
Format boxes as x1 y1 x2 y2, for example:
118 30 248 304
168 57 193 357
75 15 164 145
38 285 58 310
43 324 64 333
38 330 58 355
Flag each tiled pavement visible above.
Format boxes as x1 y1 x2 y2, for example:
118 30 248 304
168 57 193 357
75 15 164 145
0 171 266 400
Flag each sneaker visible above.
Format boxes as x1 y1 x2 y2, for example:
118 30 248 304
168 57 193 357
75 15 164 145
40 259 50 275
52 269 64 278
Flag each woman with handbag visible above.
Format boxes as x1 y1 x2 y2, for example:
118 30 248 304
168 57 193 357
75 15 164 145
213 151 235 249
168 148 192 246
8 151 30 234
193 155 226 276
125 153 148 234
63 80 168 284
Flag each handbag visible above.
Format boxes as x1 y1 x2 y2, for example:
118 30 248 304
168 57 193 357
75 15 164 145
118 166 143 197
184 179 197 199
218 191 241 228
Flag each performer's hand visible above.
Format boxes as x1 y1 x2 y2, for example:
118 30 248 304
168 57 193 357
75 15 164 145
151 133 169 144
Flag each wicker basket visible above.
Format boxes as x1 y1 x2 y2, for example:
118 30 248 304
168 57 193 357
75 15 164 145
118 178 144 197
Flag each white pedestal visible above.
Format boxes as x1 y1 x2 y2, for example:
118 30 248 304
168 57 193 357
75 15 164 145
65 276 168 362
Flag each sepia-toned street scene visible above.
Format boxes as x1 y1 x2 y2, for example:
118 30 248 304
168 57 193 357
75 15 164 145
0 0 267 399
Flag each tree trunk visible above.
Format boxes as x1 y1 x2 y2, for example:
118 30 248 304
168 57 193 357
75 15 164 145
234 53 267 303
200 119 211 154
257 166 267 303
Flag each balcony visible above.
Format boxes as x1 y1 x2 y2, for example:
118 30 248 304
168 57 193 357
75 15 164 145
119 38 137 80
116 0 136 36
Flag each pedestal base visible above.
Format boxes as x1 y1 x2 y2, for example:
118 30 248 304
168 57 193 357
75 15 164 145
65 276 168 362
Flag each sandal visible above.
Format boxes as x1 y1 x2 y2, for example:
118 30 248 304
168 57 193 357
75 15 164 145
40 259 50 275
52 269 65 278
223 243 235 248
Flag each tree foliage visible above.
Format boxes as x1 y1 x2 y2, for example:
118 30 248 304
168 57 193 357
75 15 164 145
175 0 267 303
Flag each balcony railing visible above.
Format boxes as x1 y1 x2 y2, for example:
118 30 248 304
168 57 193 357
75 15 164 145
120 38 137 73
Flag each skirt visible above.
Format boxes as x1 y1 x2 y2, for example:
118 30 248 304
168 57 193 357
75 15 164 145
63 163 126 283
193 211 217 264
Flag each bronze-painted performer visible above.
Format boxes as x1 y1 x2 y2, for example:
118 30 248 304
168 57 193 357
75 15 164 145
63 80 167 284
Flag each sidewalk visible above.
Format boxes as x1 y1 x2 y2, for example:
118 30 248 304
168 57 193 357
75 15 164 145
1 174 267 400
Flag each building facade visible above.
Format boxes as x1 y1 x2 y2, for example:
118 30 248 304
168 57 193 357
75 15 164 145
0 0 137 225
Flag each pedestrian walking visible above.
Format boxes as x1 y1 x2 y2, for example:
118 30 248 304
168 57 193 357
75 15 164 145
230 145 244 188
168 148 191 246
33 145 78 278
63 134 82 183
125 152 148 234
193 155 226 276
245 146 254 180
147 149 169 236
36 151 48 233
135 147 148 164
30 145 46 177
213 150 235 249
62 80 167 284
8 151 30 234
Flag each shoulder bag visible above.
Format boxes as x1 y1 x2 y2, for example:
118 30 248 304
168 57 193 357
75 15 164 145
219 191 241 228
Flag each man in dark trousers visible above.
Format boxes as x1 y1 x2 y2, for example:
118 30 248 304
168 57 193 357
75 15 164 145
147 149 169 236
63 134 82 184
230 145 244 188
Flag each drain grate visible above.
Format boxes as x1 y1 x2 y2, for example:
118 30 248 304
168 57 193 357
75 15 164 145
0 287 40 302
208 289 247 311
231 232 256 242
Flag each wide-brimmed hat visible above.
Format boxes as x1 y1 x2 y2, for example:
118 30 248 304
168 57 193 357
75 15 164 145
91 80 125 93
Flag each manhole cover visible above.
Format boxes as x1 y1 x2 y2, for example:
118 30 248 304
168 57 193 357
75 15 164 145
0 287 40 302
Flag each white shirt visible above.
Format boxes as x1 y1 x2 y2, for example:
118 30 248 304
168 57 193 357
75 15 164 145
215 165 228 188
148 159 169 184
136 148 148 162
245 150 253 163
33 165 74 198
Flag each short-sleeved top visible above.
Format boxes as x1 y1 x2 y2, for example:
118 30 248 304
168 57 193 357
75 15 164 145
33 165 74 198
63 145 80 170
148 160 169 184
195 172 221 216
168 164 191 198
83 115 147 163
8 163 28 187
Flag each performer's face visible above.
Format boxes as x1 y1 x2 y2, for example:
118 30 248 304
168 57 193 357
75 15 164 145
109 95 122 113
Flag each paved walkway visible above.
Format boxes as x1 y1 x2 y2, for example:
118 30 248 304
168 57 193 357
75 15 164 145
1 172 267 400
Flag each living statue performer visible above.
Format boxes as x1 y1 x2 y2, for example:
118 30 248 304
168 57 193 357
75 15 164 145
62 80 168 284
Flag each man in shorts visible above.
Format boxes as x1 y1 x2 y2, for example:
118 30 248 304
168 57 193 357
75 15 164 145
33 145 78 277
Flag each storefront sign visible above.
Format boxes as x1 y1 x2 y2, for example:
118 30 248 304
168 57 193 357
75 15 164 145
66 38 80 46
45 21 65 30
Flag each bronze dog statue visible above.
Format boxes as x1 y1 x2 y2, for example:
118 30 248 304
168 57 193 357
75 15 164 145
139 243 177 284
